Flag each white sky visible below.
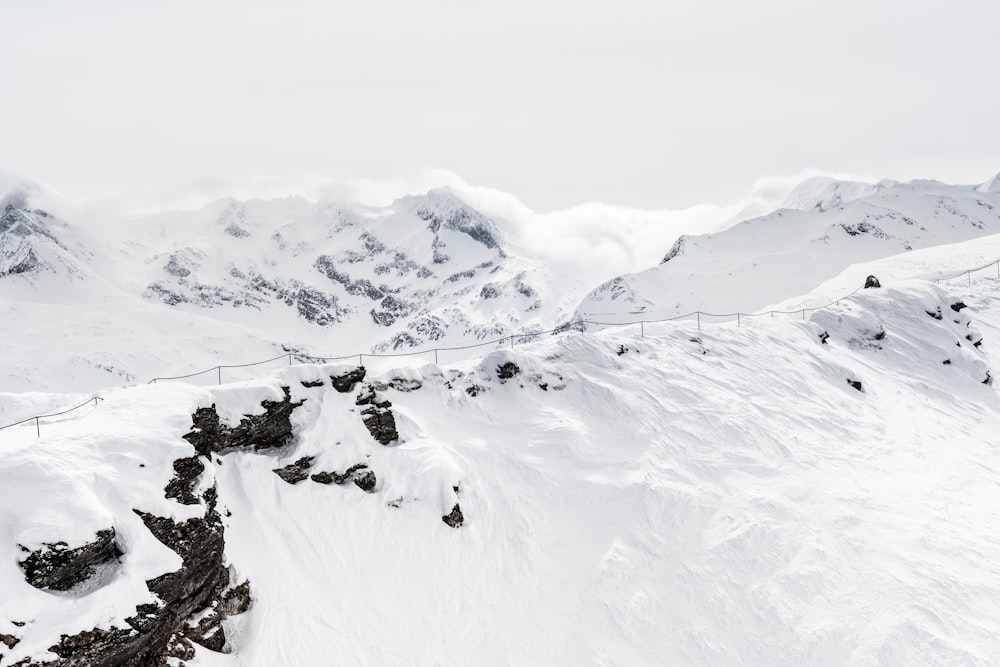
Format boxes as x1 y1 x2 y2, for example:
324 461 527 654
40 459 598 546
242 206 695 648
2 0 998 213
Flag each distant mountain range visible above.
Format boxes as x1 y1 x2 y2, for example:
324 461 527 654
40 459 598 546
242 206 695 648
1 171 999 391
576 175 1000 323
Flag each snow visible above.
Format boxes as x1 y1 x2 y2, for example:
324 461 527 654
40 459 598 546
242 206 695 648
578 177 1000 323
6 172 1000 665
5 275 1000 665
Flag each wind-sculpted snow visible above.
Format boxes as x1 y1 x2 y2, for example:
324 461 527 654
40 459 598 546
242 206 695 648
4 281 1000 665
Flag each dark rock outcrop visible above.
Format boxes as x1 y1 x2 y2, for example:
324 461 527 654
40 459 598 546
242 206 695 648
951 301 968 312
356 385 399 445
273 457 315 484
311 462 371 487
496 362 520 380
442 504 464 528
847 379 863 392
15 486 249 666
18 529 123 592
353 471 377 493
331 367 366 393
164 456 205 506
183 386 304 456
864 275 881 289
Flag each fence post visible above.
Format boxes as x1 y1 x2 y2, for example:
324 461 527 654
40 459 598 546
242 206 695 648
968 271 971 287
217 367 222 385
802 309 806 320
641 321 644 337
510 336 514 349
737 313 740 327
288 353 292 366
434 349 439 364
358 354 363 367
35 417 40 438
697 312 700 331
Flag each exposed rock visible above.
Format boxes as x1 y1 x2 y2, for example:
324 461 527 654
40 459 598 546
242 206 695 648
1 632 20 649
300 379 325 388
819 331 830 344
926 309 943 320
311 463 370 486
331 367 366 393
184 580 252 652
356 385 399 445
864 275 881 288
442 504 464 528
18 485 248 666
183 386 304 456
164 456 205 506
465 384 483 397
661 235 687 263
18 528 123 592
388 377 422 392
496 362 520 380
273 457 315 484
361 409 398 445
847 379 863 392
353 470 377 493
951 301 968 312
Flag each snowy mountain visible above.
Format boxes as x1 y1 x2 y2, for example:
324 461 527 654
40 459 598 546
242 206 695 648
0 193 89 287
4 271 1000 665
577 174 1000 323
6 169 1000 665
4 172 1000 395
0 188 595 391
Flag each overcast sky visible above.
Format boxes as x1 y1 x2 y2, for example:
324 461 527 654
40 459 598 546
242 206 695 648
2 0 998 213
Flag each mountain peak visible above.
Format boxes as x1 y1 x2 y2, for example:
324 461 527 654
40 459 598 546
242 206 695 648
978 171 1000 194
781 176 890 213
398 188 504 253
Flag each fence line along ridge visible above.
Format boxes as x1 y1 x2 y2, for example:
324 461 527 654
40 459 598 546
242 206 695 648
4 258 997 436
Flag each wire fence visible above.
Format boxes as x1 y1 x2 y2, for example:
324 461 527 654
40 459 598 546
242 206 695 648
148 257 1000 387
4 257 998 436
0 396 104 437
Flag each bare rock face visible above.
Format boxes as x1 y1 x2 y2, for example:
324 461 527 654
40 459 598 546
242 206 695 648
353 470 377 493
311 462 373 488
183 386 304 456
496 362 520 380
864 275 881 289
164 456 205 506
355 385 398 445
18 529 123 592
273 457 314 484
442 504 464 528
331 367 366 393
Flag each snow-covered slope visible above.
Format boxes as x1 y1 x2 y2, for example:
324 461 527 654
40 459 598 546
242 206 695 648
3 277 1000 665
577 175 1000 322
